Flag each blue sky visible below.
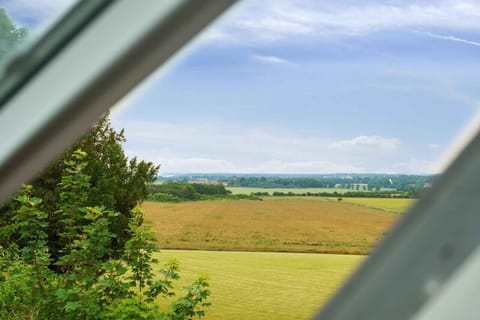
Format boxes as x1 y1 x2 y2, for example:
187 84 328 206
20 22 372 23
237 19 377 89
4 0 480 174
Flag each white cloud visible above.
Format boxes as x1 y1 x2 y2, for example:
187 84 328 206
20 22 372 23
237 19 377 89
418 31 480 47
250 54 290 64
329 135 400 151
204 0 480 45
123 151 364 174
108 119 437 174
113 119 332 162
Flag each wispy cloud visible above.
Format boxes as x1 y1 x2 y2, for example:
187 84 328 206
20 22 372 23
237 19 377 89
329 135 401 151
204 0 480 45
250 54 290 64
417 31 480 47
109 119 438 174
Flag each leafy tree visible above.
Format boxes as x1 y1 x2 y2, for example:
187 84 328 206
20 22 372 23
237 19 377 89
22 114 160 259
0 151 210 320
0 8 27 61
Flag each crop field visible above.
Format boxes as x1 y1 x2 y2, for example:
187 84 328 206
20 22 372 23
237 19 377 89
143 197 400 255
145 196 412 319
156 250 363 320
227 187 355 195
333 197 414 213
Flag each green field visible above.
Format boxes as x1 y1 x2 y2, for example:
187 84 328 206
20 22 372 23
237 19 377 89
227 187 355 195
157 250 363 320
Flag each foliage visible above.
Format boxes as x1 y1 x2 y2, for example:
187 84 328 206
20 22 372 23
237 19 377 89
261 190 416 198
149 183 199 201
0 8 27 61
148 182 260 202
0 114 160 262
0 151 210 319
162 174 436 192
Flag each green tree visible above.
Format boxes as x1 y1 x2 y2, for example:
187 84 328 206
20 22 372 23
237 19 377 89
0 5 159 258
28 114 160 259
0 151 210 320
0 8 27 61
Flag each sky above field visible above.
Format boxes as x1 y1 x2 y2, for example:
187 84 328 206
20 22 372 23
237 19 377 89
4 0 480 174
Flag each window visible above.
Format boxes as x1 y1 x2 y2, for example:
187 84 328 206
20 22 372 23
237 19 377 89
1 1 480 320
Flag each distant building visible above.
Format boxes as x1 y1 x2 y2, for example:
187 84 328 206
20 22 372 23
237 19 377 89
423 182 433 189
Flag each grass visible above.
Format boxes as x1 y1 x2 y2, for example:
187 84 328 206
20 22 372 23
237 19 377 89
227 187 356 195
334 197 414 213
156 250 363 320
145 197 411 318
143 197 400 255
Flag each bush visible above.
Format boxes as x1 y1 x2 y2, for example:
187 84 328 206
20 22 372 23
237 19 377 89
151 192 183 202
147 183 258 202
0 115 160 261
0 151 210 320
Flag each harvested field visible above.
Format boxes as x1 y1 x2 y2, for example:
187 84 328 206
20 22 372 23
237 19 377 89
143 197 399 254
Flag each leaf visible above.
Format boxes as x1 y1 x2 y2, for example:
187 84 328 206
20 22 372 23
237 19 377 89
55 288 68 300
65 301 82 312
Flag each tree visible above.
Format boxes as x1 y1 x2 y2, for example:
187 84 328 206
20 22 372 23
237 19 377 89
0 9 158 257
0 8 27 61
0 10 210 318
30 114 160 258
0 151 210 319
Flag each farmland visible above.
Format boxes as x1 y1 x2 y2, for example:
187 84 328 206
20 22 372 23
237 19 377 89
336 197 414 213
144 195 412 319
143 197 402 255
156 250 363 320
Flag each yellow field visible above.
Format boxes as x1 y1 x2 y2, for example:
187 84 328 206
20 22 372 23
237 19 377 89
157 250 363 320
334 197 414 213
143 197 400 255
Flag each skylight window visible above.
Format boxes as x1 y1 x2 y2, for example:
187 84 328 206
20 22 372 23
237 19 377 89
2 1 480 320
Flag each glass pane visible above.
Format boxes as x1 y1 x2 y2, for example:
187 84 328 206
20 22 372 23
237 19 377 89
2 1 479 319
108 1 480 319
0 0 76 65
109 1 480 319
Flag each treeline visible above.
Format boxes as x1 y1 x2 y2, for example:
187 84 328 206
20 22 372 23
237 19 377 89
147 183 420 202
254 190 419 199
164 174 435 192
226 176 433 191
147 182 260 202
